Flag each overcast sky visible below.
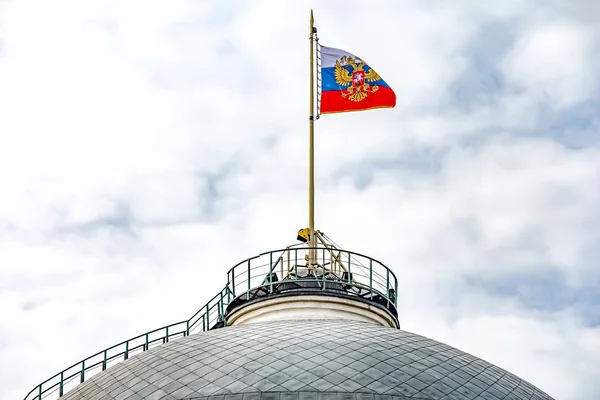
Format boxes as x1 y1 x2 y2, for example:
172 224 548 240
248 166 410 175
1 1 599 399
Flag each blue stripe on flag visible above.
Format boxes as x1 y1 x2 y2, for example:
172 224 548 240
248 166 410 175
321 65 391 92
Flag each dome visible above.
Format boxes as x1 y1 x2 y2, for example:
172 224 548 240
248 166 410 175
60 319 553 400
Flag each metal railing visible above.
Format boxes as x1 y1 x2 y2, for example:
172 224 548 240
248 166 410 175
226 246 398 315
23 244 398 400
23 286 231 400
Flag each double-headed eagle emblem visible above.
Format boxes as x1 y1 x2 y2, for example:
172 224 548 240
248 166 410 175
334 55 382 102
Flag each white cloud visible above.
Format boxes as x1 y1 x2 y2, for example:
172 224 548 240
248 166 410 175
502 21 599 109
0 1 599 400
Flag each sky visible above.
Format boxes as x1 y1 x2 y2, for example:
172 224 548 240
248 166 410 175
0 0 599 399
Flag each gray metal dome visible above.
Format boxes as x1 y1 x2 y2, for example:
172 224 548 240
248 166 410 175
61 319 553 400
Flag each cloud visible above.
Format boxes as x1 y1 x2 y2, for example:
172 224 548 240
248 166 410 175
0 1 599 400
502 21 599 109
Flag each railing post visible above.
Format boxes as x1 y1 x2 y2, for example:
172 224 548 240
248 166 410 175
347 252 351 282
38 384 42 400
331 251 335 275
206 303 209 328
165 326 169 343
81 359 85 383
369 259 373 300
103 350 107 370
186 320 190 336
269 252 273 293
395 278 398 307
219 290 223 320
321 247 325 290
202 314 206 331
59 371 64 396
322 262 325 290
227 273 231 303
386 268 390 308
145 333 149 351
247 259 251 300
125 340 129 360
231 269 236 297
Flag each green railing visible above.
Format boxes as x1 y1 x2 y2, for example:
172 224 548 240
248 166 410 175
23 286 231 400
226 246 398 315
24 244 399 400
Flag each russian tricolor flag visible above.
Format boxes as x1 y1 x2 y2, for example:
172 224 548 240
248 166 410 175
320 46 396 114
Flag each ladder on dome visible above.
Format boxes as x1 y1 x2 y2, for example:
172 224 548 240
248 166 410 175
23 285 231 400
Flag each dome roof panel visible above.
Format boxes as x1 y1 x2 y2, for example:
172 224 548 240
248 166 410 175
62 319 554 400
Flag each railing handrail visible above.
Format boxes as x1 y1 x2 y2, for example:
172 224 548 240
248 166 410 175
23 285 231 400
27 318 189 391
229 246 399 285
226 246 398 312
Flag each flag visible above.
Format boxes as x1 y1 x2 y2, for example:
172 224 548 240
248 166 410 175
319 45 396 114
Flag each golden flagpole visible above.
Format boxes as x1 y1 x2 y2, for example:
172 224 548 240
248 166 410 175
308 10 316 266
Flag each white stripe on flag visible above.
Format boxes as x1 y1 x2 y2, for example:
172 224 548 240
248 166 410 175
320 45 360 69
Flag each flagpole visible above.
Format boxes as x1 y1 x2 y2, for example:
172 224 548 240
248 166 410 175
308 10 316 266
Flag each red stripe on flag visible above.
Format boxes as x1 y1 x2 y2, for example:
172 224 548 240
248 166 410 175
320 86 396 114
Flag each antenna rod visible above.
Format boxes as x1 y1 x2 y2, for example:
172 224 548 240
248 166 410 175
308 9 316 266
